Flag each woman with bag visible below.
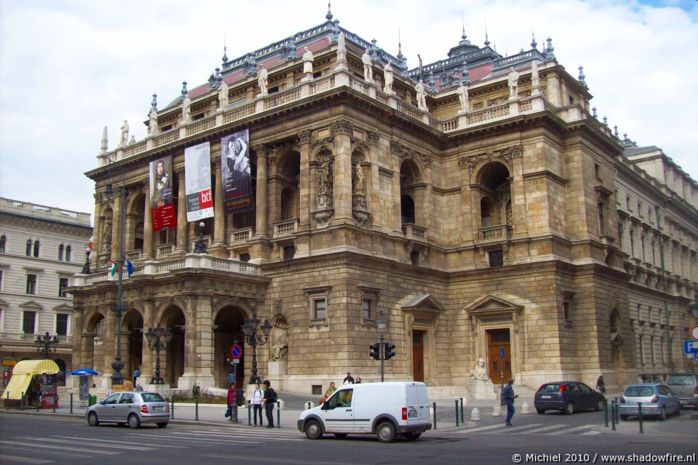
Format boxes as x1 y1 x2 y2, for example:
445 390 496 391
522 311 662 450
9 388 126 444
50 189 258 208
226 384 235 421
251 383 264 427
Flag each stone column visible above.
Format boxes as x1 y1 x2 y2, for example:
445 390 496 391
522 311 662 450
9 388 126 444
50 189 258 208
331 121 353 222
298 131 311 230
143 184 153 259
254 145 269 237
213 160 226 246
176 168 188 252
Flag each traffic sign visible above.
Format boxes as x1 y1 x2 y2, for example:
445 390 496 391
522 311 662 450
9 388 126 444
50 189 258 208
691 325 698 342
230 344 242 359
684 340 697 355
500 347 505 359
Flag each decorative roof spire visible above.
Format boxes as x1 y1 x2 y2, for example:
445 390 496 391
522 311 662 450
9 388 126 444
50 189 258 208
397 27 403 59
614 125 619 137
484 31 490 47
326 1 333 21
592 107 597 118
150 93 158 113
578 65 587 88
181 81 188 97
531 32 537 50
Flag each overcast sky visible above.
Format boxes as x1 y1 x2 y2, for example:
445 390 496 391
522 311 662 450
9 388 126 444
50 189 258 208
1 0 696 223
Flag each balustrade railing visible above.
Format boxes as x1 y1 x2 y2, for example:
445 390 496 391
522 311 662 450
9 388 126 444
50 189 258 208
273 218 299 238
477 224 512 242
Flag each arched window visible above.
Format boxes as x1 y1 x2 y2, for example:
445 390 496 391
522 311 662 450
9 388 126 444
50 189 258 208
33 240 40 257
26 239 32 256
65 245 72 262
58 244 64 261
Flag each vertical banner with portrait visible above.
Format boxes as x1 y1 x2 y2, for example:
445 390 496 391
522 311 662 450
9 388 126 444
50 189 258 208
149 155 177 232
221 129 253 214
184 141 214 222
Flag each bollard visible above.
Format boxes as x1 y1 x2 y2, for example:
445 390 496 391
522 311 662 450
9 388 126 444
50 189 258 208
637 402 643 434
433 402 437 430
460 398 464 424
20 392 24 411
614 398 620 424
611 400 616 431
70 393 73 415
455 400 459 427
195 396 199 421
53 395 56 413
36 394 40 412
248 403 251 426
276 401 280 428
6 391 9 410
171 398 175 419
603 398 608 427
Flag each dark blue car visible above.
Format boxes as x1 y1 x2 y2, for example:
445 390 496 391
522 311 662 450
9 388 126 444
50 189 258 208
534 381 605 415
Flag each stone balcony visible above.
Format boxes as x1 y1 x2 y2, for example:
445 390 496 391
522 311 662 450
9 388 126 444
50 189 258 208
402 223 428 243
477 224 513 244
273 218 299 239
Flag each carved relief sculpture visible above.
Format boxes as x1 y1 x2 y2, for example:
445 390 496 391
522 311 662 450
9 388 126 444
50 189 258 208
470 358 489 381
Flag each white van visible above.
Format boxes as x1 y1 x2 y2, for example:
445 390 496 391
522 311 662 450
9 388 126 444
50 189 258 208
297 381 431 443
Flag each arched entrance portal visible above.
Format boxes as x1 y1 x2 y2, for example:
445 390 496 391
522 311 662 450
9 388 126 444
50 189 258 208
214 307 247 389
161 307 185 387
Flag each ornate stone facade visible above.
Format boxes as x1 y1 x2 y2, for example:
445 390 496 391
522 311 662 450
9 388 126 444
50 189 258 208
68 16 697 396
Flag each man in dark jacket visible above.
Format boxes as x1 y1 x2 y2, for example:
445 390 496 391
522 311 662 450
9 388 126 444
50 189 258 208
502 378 518 426
262 380 277 428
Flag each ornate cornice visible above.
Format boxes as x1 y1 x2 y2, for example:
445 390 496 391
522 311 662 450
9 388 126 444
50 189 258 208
458 145 523 170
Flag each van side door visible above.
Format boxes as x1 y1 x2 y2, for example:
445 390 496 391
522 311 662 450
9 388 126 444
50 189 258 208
321 388 354 433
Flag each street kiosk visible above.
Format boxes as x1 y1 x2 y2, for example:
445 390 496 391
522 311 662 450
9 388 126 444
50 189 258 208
2 359 59 408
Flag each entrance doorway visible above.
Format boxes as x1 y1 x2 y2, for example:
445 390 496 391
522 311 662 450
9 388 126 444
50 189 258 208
486 328 511 385
412 330 425 382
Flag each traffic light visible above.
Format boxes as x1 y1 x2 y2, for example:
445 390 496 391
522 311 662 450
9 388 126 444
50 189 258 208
384 342 396 360
369 343 380 360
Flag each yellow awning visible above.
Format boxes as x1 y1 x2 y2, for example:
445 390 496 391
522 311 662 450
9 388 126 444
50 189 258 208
2 359 60 400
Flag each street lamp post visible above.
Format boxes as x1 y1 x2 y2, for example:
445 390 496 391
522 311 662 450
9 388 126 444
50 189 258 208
35 332 59 359
193 221 207 253
241 314 272 385
145 325 173 384
106 162 127 387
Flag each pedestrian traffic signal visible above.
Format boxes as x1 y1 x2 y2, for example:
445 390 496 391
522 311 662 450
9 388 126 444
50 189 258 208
384 343 396 360
369 343 380 360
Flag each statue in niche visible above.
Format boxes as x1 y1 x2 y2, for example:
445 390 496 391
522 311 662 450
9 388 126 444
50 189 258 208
352 162 364 193
318 156 333 197
101 218 112 254
362 49 373 81
119 120 129 147
470 358 489 381
258 66 268 95
270 327 288 361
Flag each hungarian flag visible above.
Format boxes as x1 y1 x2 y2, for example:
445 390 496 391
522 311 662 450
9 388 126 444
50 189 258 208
108 259 120 276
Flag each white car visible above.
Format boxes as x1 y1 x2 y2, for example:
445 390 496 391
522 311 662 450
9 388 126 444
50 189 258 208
297 381 431 443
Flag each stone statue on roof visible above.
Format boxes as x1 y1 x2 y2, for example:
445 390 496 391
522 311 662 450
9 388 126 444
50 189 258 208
337 32 346 63
531 61 541 95
182 96 192 122
119 120 129 147
258 66 268 95
362 49 373 82
457 83 469 113
508 68 519 100
148 109 158 136
218 79 229 109
415 81 427 111
303 47 314 75
384 63 394 94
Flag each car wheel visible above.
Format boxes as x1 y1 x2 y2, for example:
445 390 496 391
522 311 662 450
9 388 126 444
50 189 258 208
87 412 99 426
304 420 322 439
334 433 348 439
536 408 545 414
404 432 421 441
128 413 141 429
595 400 604 412
658 407 666 421
377 421 396 443
564 402 574 415
157 422 168 428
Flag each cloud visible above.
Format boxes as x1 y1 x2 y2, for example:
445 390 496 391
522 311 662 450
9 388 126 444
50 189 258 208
0 0 696 219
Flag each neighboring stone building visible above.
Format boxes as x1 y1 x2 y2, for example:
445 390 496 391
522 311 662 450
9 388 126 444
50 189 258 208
68 12 697 396
0 198 92 387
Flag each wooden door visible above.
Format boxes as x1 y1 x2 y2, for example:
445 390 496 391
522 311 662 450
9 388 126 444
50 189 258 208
486 329 511 385
412 330 425 382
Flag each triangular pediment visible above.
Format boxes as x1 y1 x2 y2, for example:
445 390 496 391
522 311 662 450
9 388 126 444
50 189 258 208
19 300 43 311
465 294 523 315
401 294 445 314
53 303 74 313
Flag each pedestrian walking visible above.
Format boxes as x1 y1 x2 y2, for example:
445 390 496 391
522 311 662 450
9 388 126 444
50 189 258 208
595 375 606 395
225 358 235 385
251 383 264 427
343 372 354 384
502 378 518 426
262 380 277 428
226 383 236 422
133 367 140 385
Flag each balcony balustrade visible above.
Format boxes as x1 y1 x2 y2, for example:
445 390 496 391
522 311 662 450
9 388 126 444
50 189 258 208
477 224 512 243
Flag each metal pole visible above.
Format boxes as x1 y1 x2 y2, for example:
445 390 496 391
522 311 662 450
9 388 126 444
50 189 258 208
380 334 385 382
455 400 459 427
248 403 251 426
276 401 280 428
610 400 616 431
460 398 464 423
614 398 620 424
195 395 199 421
433 401 437 430
603 398 608 427
20 392 23 410
111 183 126 387
171 397 175 419
638 402 643 434
70 393 73 415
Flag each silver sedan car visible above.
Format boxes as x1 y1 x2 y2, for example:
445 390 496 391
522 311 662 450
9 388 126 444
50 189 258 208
86 391 170 428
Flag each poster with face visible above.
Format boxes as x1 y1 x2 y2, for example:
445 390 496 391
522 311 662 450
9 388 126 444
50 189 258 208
221 129 253 214
149 155 176 232
184 141 214 222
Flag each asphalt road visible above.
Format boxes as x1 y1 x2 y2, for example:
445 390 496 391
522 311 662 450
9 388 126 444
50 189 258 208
0 409 695 465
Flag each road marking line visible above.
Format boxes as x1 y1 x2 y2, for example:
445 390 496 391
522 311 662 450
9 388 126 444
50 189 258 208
519 424 562 434
34 437 153 451
549 425 593 434
457 424 510 433
0 455 52 464
0 440 119 455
